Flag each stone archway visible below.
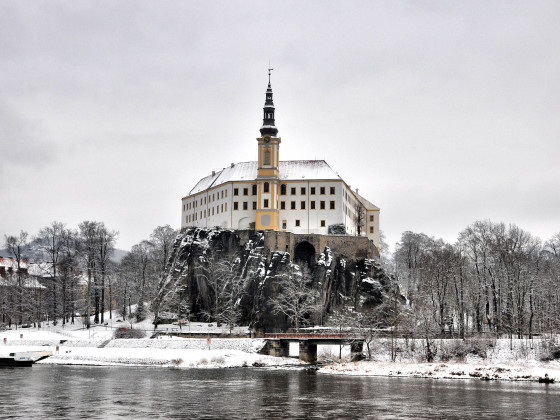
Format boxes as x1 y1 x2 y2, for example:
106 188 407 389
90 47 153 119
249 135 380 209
294 241 316 264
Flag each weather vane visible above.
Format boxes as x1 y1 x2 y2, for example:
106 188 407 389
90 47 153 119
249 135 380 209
268 61 273 83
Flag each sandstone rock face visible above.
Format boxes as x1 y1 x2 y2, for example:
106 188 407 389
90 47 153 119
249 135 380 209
156 228 399 334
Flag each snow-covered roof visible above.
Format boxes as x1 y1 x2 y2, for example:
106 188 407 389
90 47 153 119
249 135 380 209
27 262 54 278
356 193 380 211
187 160 342 196
0 256 28 271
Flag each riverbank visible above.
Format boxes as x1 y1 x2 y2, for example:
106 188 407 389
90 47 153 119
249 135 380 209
0 322 301 368
320 360 560 382
3 325 559 382
319 337 560 383
2 335 300 368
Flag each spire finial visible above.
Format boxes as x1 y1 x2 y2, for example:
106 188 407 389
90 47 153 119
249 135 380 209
260 66 278 137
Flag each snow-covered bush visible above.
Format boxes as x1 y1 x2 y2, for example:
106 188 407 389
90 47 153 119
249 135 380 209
114 327 146 339
540 340 560 362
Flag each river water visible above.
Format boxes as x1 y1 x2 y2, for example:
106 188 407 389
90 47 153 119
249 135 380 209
0 365 557 419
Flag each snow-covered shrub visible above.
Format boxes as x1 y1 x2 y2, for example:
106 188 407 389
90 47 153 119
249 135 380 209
465 338 488 359
540 340 560 362
114 327 146 339
210 355 225 364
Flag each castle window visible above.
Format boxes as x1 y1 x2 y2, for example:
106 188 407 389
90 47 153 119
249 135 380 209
225 190 227 197
282 220 287 229
370 215 374 222
320 187 326 195
252 184 257 195
253 202 257 210
264 148 271 165
221 204 224 212
301 187 306 195
221 191 224 199
295 220 301 227
320 201 325 210
243 188 248 196
290 201 296 210
216 205 219 214
300 201 306 210
212 208 214 216
264 199 269 208
320 220 326 227
234 188 239 196
280 184 286 195
200 211 203 218
243 202 248 210
330 187 335 195
204 210 207 218
330 201 335 210
225 203 227 211
310 201 316 210
311 187 316 195
264 182 270 193
234 202 239 210
280 201 286 210
183 204 185 211
370 226 374 233
291 187 296 195
213 193 216 201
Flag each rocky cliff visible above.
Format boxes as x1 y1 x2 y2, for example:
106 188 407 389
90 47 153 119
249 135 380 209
155 228 399 334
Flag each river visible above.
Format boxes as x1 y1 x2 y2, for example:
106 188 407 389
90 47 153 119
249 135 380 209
0 366 557 419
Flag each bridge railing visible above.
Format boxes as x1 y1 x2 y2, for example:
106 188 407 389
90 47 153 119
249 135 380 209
265 333 351 340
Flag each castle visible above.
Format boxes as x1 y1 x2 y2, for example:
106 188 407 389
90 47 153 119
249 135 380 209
181 73 380 249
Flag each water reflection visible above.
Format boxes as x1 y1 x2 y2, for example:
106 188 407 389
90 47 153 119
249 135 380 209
0 366 557 419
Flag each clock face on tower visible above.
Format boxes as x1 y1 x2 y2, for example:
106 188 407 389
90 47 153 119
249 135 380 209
264 136 271 143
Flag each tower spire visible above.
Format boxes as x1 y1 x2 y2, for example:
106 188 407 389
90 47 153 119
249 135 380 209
260 68 278 137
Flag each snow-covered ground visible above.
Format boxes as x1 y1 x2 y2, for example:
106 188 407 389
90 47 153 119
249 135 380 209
319 338 560 383
2 316 558 382
0 316 301 369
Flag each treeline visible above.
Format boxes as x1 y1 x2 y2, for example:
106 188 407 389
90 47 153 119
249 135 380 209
392 220 560 340
1 222 177 329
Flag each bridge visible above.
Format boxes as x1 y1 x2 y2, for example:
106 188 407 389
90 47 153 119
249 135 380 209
264 333 364 364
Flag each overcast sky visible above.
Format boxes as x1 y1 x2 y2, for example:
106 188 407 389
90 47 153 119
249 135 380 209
1 1 559 251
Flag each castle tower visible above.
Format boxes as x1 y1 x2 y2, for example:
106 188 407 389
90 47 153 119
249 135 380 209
255 69 281 231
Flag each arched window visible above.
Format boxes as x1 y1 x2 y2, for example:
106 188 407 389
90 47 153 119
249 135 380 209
264 182 270 193
264 148 271 165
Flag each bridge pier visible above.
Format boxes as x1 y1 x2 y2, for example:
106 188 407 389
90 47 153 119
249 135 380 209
299 341 317 363
268 340 290 357
350 341 364 361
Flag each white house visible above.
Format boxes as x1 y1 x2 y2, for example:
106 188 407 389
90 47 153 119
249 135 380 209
181 75 381 249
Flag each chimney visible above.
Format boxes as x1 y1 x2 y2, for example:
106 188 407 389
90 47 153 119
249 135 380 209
231 163 234 168
356 188 359 194
212 170 216 176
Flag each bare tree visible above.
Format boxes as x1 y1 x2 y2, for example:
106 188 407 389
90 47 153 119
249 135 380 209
4 231 30 325
270 264 320 330
95 224 118 323
35 222 69 325
122 240 153 322
354 202 365 236
150 225 178 275
77 221 99 328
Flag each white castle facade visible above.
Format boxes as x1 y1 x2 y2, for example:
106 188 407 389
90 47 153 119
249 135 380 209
181 76 381 249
